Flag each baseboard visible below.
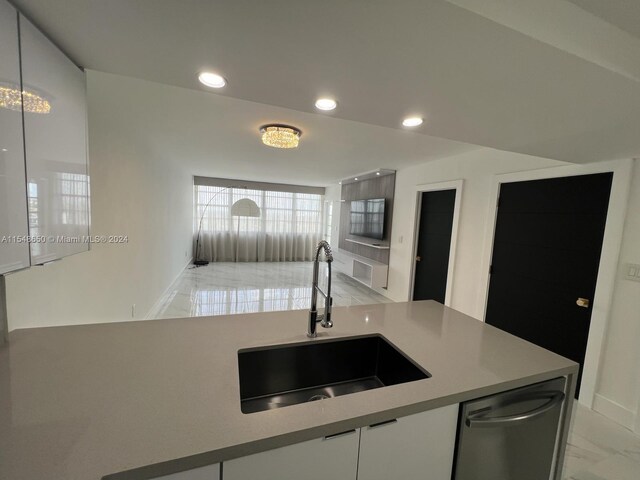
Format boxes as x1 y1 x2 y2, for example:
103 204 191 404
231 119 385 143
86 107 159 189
592 393 636 430
145 257 193 320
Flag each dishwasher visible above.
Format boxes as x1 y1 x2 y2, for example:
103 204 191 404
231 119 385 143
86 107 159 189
453 377 566 480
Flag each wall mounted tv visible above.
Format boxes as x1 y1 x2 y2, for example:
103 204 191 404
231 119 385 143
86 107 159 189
350 198 385 240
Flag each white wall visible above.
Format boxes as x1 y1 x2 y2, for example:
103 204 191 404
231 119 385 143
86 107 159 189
594 160 640 431
386 150 640 430
4 71 193 329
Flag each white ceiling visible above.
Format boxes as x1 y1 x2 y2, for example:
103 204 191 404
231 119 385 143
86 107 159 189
89 71 477 186
567 0 640 39
10 0 640 176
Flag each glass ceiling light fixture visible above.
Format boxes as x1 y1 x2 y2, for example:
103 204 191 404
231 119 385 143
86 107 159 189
0 85 51 114
315 98 337 111
402 116 423 127
198 72 226 88
259 124 302 149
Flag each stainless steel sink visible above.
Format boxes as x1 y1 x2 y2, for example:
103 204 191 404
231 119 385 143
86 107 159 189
238 334 431 414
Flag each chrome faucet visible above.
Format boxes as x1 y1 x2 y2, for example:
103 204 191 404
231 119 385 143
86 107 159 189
308 241 333 338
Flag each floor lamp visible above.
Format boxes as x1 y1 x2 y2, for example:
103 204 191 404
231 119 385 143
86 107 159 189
231 198 261 262
194 185 246 267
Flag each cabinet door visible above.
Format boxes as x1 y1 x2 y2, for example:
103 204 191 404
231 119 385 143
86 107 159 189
0 0 30 274
224 429 360 480
19 14 89 265
357 405 459 480
151 463 220 480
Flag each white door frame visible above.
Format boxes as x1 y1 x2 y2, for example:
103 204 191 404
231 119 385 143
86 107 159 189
409 180 463 307
476 158 633 408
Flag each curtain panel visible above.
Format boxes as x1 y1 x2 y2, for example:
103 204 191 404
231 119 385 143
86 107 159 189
194 185 325 262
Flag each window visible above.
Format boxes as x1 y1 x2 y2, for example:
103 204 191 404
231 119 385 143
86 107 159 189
194 185 325 262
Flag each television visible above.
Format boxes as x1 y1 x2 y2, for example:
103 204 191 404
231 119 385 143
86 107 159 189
350 198 385 240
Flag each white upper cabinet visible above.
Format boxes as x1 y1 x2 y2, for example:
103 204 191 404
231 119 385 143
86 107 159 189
0 0 30 274
19 14 89 264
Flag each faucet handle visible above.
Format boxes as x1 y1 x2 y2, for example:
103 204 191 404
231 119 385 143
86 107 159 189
321 304 333 328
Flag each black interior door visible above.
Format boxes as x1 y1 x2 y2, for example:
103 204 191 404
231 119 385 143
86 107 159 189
413 189 456 303
485 173 613 397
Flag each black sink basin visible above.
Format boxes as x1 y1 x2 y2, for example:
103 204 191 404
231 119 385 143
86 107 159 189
238 334 430 414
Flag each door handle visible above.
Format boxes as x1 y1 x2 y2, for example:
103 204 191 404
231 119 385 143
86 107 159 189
324 429 356 440
466 391 564 428
576 298 590 308
368 418 398 429
416 256 421 262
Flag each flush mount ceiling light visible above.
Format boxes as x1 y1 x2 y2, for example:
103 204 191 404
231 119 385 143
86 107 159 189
315 98 337 111
0 85 50 114
259 124 302 149
198 72 226 88
402 116 423 127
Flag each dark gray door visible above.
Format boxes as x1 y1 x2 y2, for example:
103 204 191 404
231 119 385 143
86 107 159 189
413 189 456 303
485 173 613 397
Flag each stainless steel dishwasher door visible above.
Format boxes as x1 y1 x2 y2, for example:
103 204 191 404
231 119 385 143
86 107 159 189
454 377 566 480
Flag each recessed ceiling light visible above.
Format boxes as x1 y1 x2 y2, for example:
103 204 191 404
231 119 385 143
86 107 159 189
354 177 358 181
376 172 380 175
1 148 7 152
402 116 423 127
198 72 226 88
315 98 337 111
338 181 342 185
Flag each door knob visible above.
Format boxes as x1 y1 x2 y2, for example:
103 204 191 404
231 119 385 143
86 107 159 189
416 256 421 262
576 298 590 308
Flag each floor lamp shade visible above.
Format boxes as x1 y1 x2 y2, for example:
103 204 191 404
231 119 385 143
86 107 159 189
232 199 261 262
231 198 261 217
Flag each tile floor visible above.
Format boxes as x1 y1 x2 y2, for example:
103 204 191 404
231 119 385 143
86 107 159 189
564 402 640 479
154 261 640 479
154 261 391 319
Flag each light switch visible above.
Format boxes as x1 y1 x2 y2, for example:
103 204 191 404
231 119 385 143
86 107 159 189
624 263 640 282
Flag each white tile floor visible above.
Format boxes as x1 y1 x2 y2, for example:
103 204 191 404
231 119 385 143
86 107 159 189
154 262 640 479
154 261 391 319
564 402 640 479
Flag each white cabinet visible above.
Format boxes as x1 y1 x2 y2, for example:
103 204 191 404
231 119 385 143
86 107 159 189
333 248 389 289
223 405 459 480
19 14 89 265
151 463 220 480
0 0 30 274
224 429 360 480
357 405 459 480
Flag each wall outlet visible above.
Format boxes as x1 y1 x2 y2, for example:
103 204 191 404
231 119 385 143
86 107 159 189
624 263 640 283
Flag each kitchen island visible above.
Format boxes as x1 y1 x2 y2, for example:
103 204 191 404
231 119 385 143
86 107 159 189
0 301 578 479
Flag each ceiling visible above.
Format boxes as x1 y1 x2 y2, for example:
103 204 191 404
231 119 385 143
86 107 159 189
10 0 640 174
567 0 640 39
88 71 476 187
